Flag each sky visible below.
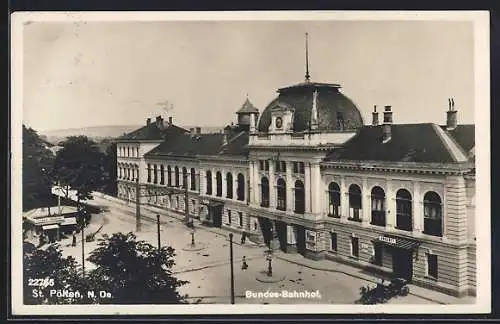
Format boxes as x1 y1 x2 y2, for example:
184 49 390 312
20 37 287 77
22 19 475 132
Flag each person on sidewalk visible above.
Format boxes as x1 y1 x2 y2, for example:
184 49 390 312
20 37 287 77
72 230 77 247
241 232 246 245
241 256 248 270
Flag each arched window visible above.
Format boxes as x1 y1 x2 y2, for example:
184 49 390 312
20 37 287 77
216 172 223 197
396 189 412 231
175 166 180 187
423 191 443 237
190 168 196 190
328 182 341 217
135 164 139 181
226 173 233 199
160 165 165 185
153 164 158 184
237 173 245 201
127 147 130 157
147 164 151 183
277 178 286 211
206 171 212 195
131 167 135 181
261 177 269 207
348 184 362 221
118 166 122 179
182 167 188 188
370 186 386 226
167 166 172 186
294 180 305 214
136 147 139 157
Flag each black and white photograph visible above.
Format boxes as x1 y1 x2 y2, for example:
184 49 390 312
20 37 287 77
11 11 490 315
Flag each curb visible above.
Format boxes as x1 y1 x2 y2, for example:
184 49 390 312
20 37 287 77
274 254 447 305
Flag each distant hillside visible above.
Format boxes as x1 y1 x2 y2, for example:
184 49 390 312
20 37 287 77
41 124 226 144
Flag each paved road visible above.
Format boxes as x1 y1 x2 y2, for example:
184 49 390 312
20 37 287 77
56 194 435 305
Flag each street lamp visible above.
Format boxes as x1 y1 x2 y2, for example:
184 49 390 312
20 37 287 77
229 233 235 304
265 249 273 277
190 228 196 247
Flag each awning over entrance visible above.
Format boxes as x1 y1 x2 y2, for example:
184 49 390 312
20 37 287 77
374 234 420 250
42 224 60 231
200 199 224 207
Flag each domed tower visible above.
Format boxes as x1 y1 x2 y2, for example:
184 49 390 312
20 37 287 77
236 96 260 132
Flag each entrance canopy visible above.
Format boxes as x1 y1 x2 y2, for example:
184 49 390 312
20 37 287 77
374 234 420 250
42 224 60 231
200 199 224 207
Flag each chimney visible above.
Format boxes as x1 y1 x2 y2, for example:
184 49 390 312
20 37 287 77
196 127 201 134
168 116 173 125
146 118 151 126
156 116 164 129
446 98 457 130
372 105 379 126
382 105 393 143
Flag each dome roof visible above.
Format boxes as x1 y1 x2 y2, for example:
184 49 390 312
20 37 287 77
257 82 364 133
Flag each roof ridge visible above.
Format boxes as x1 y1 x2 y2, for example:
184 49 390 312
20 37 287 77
431 124 469 163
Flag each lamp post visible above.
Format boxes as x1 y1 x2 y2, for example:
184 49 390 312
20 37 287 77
135 179 141 232
266 249 273 277
229 233 235 304
190 228 195 247
156 214 161 249
183 173 191 227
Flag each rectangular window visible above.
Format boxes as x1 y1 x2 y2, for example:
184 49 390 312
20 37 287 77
293 162 298 174
238 211 243 227
351 237 359 258
330 232 337 251
227 210 232 225
147 164 151 183
427 253 438 279
264 160 269 171
191 199 196 214
299 162 305 174
281 161 286 173
176 196 180 210
259 160 264 171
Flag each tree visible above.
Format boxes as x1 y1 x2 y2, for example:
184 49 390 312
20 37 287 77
23 244 96 305
101 140 117 196
87 232 189 304
22 125 55 211
52 136 106 214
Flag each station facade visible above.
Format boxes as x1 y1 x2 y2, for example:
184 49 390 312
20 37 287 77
115 77 475 298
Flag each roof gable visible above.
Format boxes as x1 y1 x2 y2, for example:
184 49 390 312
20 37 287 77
117 123 189 141
325 123 471 164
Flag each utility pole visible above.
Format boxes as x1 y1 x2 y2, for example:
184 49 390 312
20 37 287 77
136 178 141 232
229 233 235 304
156 214 161 249
183 173 190 226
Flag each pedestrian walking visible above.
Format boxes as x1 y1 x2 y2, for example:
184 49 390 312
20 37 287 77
241 256 248 270
72 230 77 247
240 232 246 244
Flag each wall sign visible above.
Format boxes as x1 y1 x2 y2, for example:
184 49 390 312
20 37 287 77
378 236 396 245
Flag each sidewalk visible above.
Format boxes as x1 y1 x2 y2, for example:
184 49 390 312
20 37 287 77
274 252 475 305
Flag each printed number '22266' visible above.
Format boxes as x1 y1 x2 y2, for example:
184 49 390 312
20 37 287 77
28 278 55 287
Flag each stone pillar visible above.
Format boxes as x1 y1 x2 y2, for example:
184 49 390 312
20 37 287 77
249 162 254 204
286 162 294 212
340 176 348 219
362 178 370 225
286 224 298 253
445 175 468 242
269 161 276 208
312 163 322 214
304 163 311 213
413 181 423 234
211 170 216 196
233 176 238 200
386 179 395 229
222 172 227 198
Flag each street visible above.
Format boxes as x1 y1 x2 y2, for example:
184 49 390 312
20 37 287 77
54 193 440 304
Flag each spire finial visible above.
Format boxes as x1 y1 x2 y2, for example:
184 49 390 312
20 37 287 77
305 32 311 82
